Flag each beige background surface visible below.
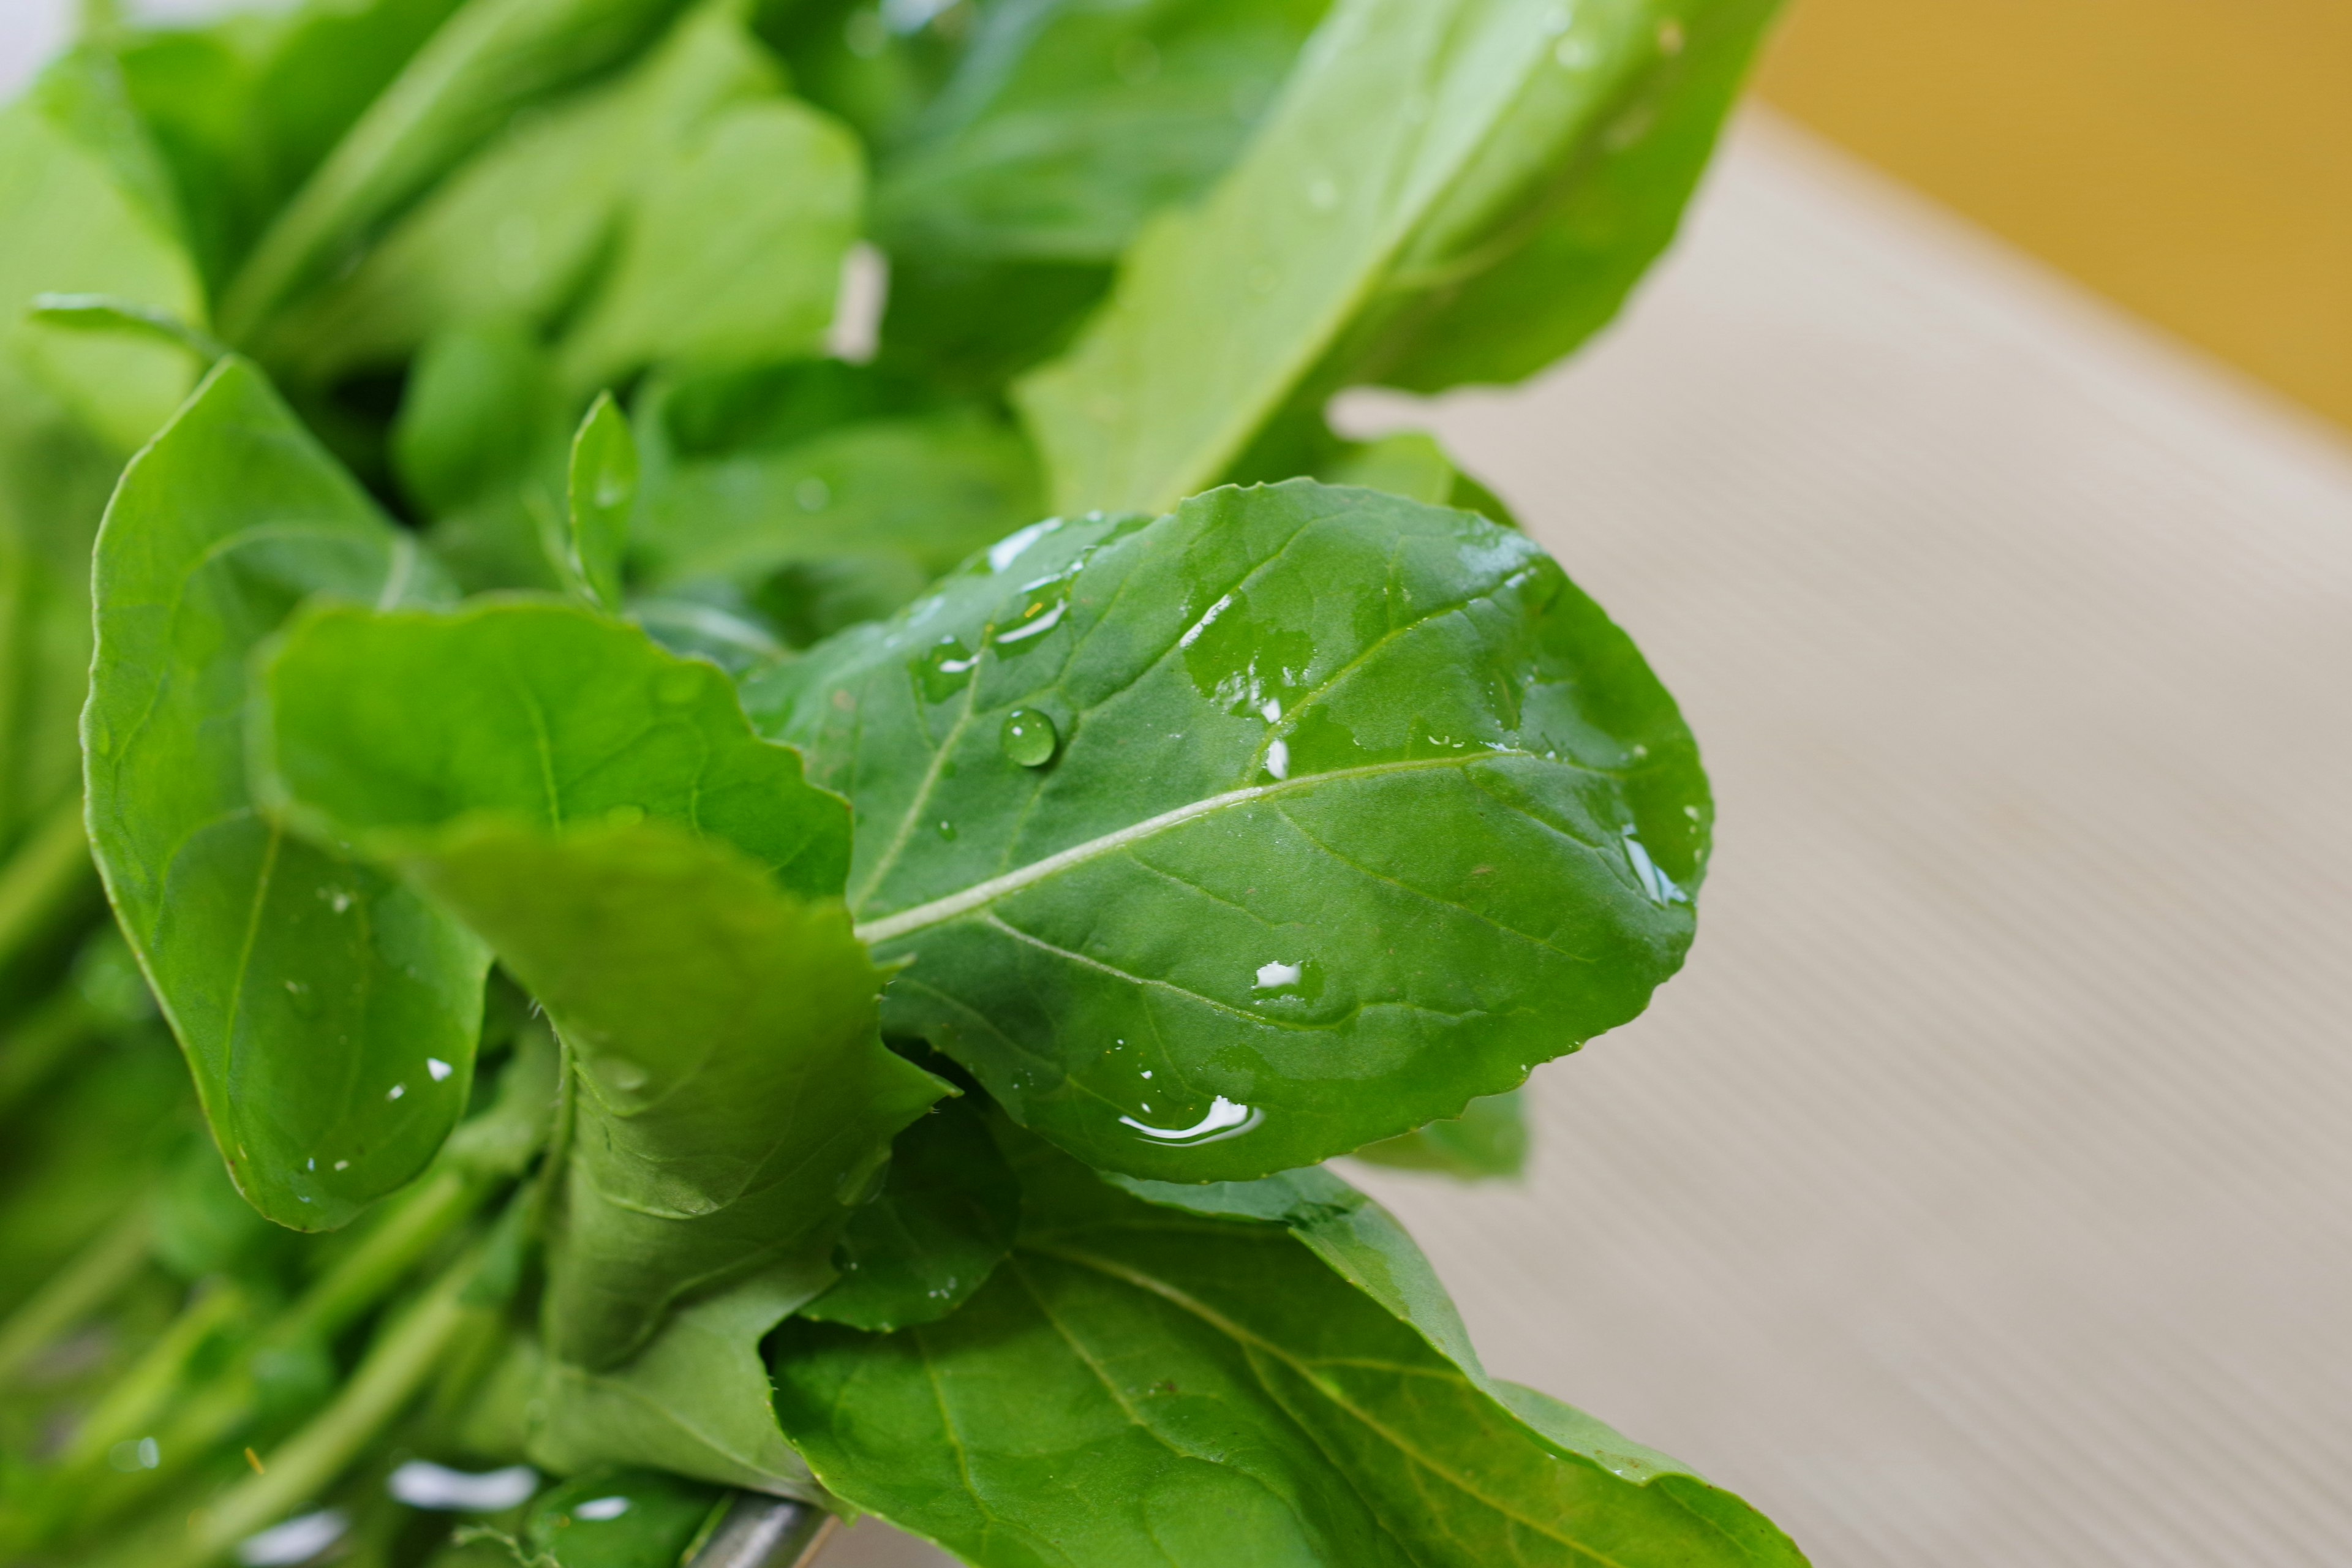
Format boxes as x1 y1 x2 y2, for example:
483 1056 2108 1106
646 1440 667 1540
7 7 2351 1560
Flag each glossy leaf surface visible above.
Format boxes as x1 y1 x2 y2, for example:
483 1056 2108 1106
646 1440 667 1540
803 1093 1020 1332
1017 0 1777 513
750 481 1706 1181
252 600 941 1365
84 359 478 1231
773 1133 1807 1567
566 393 638 608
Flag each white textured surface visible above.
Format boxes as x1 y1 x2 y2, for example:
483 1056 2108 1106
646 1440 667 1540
7 0 2350 1553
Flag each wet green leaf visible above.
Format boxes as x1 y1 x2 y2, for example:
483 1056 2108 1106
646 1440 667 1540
747 480 1708 1182
84 358 480 1231
1017 0 1779 513
773 1131 1807 1567
803 1093 1020 1332
251 600 943 1365
522 1468 725 1567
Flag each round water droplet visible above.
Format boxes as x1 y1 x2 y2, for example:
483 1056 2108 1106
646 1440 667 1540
1000 709 1058 767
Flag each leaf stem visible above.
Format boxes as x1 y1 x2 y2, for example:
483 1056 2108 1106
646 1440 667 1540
0 1201 150 1387
167 1253 483 1568
0 794 99 973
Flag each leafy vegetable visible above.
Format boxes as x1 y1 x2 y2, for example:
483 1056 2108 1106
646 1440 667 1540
84 358 480 1231
749 481 1708 1181
1016 0 1778 514
0 0 1804 1558
774 1128 1804 1567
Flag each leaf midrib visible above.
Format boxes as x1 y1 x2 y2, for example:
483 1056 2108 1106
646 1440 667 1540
851 749 1534 946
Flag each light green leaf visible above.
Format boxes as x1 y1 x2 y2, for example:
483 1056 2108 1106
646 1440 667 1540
873 0 1330 263
556 97 865 396
254 1 774 382
251 600 943 1365
389 318 572 594
83 358 480 1232
802 1092 1021 1333
530 1269 827 1497
1350 1087 1528 1179
522 1468 729 1562
0 151 177 867
772 1131 1808 1567
219 0 701 340
566 393 638 609
635 409 1042 589
252 600 851 901
1016 0 1778 514
748 480 1707 1182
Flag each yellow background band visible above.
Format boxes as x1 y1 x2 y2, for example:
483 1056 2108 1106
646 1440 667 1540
1753 0 2352 432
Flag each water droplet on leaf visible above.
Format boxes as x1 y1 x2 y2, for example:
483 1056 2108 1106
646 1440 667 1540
1000 709 1058 767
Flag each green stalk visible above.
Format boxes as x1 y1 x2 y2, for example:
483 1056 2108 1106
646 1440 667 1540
0 794 99 974
145 1253 483 1568
50 1167 491 1542
0 1202 150 1386
0 982 99 1119
58 1283 250 1473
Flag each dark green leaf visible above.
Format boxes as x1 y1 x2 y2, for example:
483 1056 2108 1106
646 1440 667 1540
221 0 703 341
84 358 481 1231
1016 0 1777 514
256 2 775 383
772 1132 1807 1567
802 1093 1020 1332
566 393 638 609
1350 1087 1528 1179
874 0 1329 263
748 481 1707 1182
555 97 864 394
389 318 571 594
251 600 943 1365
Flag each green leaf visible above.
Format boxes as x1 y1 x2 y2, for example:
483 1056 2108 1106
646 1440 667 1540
555 97 865 396
529 1270 826 1497
221 0 703 341
803 1092 1020 1332
1016 0 1778 514
772 1131 1807 1567
26 292 225 364
873 0 1330 263
252 600 851 901
83 358 481 1232
635 409 1042 589
1349 1087 1528 1179
0 50 209 848
388 318 572 595
250 600 943 1365
255 2 775 383
747 480 1707 1182
565 393 638 609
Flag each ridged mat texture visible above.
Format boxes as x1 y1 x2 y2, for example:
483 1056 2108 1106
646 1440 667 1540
839 113 2352 1567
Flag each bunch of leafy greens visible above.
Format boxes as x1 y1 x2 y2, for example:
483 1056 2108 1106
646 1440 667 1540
0 0 1798 1564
